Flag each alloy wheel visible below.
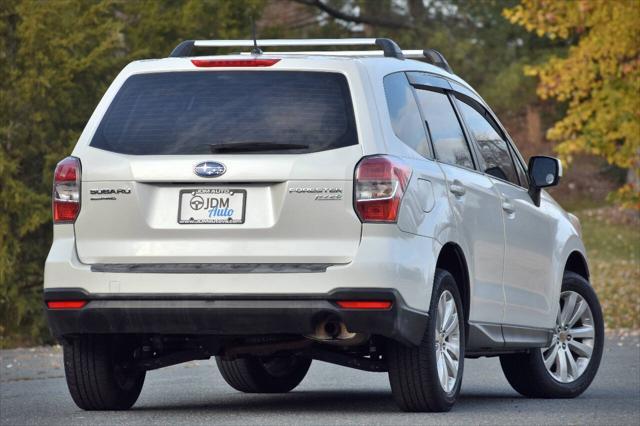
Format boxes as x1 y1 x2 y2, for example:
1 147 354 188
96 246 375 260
541 290 595 383
434 290 460 393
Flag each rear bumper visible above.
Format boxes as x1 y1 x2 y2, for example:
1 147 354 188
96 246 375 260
44 288 428 346
45 225 440 314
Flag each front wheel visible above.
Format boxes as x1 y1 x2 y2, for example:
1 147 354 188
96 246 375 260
500 272 604 398
387 269 465 412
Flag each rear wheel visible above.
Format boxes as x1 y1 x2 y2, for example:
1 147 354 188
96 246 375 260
387 269 465 412
216 355 311 393
500 272 604 398
63 335 145 410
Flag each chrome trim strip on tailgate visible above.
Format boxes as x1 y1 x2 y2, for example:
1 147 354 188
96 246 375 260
90 263 338 274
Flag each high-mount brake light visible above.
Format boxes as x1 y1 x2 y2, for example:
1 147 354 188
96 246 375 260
53 156 81 223
47 300 87 309
336 300 393 310
191 59 280 68
354 155 412 223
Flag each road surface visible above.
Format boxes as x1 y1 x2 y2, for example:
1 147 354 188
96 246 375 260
1 334 639 425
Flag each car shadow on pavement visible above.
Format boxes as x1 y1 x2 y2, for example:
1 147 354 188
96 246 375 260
135 390 396 413
133 389 528 414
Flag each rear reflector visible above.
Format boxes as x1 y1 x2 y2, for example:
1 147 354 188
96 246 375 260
191 59 280 68
336 300 393 309
354 155 412 223
47 300 87 309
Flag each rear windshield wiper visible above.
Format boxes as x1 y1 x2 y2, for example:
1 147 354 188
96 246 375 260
208 142 309 153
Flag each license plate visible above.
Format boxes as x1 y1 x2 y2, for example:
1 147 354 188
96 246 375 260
178 189 246 224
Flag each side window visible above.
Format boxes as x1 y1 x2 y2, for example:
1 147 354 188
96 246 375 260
383 73 430 157
455 98 519 185
414 89 474 169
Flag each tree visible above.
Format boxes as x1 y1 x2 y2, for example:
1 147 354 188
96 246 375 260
291 0 566 117
0 0 264 346
504 0 640 209
1 0 125 346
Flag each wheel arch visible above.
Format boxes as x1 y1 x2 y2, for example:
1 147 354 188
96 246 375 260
435 242 470 337
564 250 590 281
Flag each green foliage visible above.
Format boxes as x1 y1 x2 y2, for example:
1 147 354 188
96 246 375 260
122 0 264 58
291 0 565 116
504 0 640 208
1 0 126 346
0 0 264 347
429 0 555 114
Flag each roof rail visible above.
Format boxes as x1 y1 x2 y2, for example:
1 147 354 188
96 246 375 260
169 38 404 60
421 49 453 74
168 38 454 73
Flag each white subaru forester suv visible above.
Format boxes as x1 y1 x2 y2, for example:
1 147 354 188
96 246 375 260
45 38 604 412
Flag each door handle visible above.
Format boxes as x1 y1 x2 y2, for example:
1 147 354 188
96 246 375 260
449 182 466 197
502 199 515 214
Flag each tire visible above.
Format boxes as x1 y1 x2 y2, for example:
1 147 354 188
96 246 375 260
63 335 145 410
387 268 465 412
216 355 311 393
500 272 604 398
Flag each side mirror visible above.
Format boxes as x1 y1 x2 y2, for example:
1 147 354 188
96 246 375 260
527 156 562 206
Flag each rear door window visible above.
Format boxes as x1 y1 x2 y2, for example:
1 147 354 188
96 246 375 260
455 97 519 185
414 89 474 169
90 71 358 155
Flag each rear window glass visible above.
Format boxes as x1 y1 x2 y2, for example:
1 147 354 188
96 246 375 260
90 71 358 155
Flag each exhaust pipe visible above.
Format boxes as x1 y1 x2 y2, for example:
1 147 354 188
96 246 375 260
309 317 354 340
322 319 342 339
306 317 368 346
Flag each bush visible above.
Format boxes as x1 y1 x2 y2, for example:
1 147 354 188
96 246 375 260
1 0 263 348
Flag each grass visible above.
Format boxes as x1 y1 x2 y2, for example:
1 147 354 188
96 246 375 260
576 208 640 329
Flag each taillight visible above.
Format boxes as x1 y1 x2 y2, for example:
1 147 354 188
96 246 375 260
191 59 280 67
354 155 412 223
52 156 81 223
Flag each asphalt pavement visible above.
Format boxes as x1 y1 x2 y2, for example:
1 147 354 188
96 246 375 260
1 334 639 425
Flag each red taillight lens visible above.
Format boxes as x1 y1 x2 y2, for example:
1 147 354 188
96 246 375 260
336 300 393 309
354 155 412 223
47 300 87 309
53 156 81 223
191 59 280 67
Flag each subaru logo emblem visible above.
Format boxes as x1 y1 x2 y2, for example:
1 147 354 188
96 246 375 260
194 161 226 178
